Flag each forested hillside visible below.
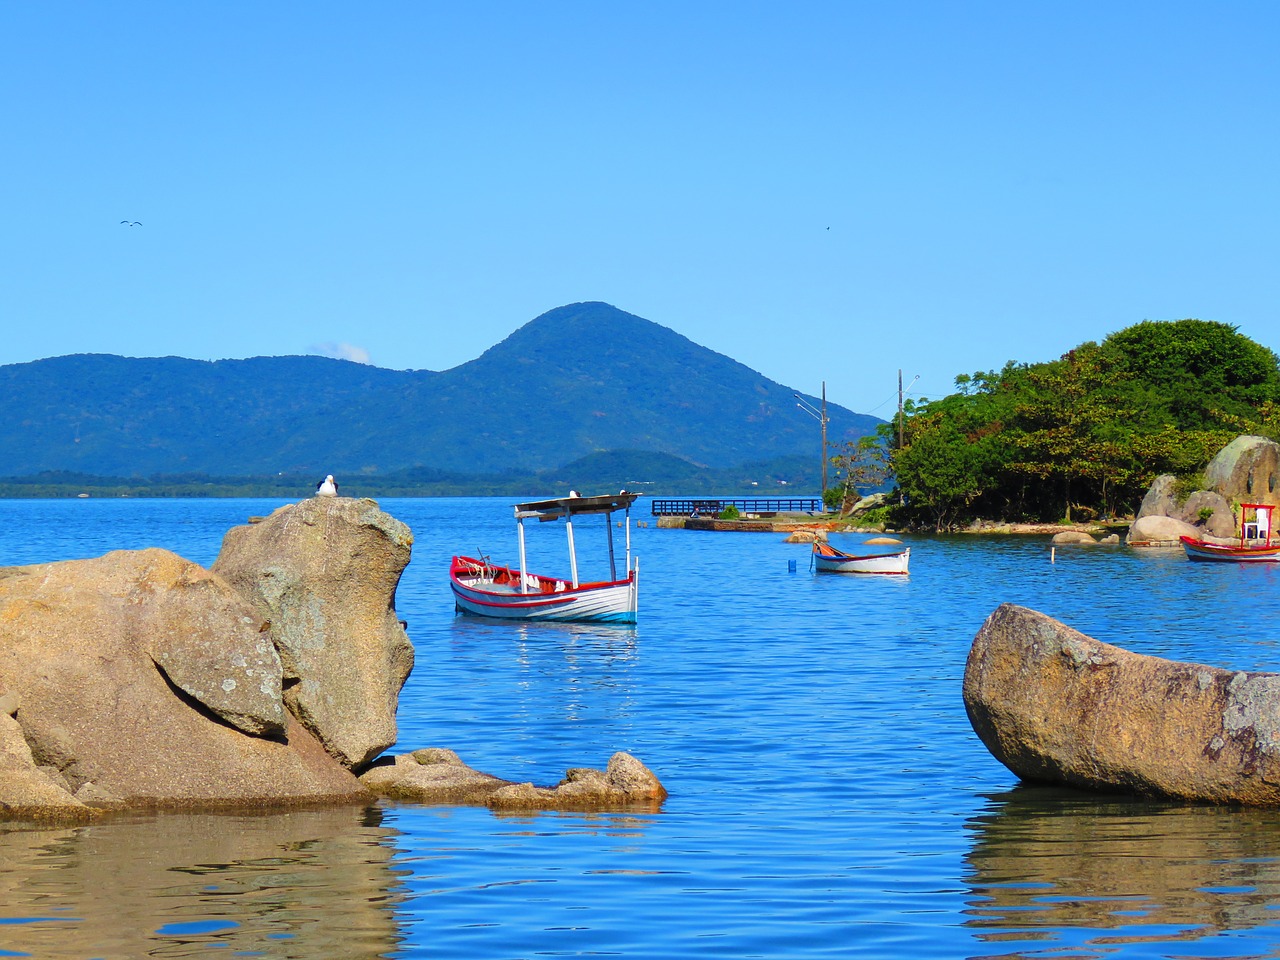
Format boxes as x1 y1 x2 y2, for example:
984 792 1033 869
0 302 878 481
841 319 1280 529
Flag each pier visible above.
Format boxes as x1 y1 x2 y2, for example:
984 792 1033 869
650 498 823 517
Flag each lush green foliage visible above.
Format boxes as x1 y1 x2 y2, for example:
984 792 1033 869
881 319 1279 530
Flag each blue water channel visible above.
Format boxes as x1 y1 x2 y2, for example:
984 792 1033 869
2 496 1280 959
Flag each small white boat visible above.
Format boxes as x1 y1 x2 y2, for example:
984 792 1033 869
811 540 910 575
450 492 640 623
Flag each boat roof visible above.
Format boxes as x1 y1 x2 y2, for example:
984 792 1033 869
514 492 641 520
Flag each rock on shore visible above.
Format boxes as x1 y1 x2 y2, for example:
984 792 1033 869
0 547 364 818
0 496 667 821
359 748 668 811
213 497 415 770
964 604 1280 804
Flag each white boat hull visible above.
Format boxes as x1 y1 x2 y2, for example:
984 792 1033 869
450 557 638 623
812 544 910 575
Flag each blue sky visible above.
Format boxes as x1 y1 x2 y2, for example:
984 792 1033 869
2 2 1276 419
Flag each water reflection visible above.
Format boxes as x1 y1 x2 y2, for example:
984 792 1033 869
0 805 406 959
447 615 639 665
963 786 1280 957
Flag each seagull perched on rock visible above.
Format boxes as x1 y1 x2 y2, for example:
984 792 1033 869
315 475 338 497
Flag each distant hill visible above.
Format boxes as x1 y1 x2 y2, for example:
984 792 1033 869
0 302 879 480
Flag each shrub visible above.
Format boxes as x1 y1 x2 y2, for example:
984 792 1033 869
718 505 741 521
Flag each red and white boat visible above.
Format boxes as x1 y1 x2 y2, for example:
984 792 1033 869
811 540 910 575
451 492 640 623
1181 503 1280 563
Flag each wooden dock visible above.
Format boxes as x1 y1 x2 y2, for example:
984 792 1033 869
650 497 823 517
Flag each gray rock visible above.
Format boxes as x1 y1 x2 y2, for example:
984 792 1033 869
1173 489 1235 537
1052 531 1096 544
1135 474 1178 520
1126 514 1198 545
213 497 415 770
964 603 1280 804
1205 435 1280 504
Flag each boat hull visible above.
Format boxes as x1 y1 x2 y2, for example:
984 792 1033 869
450 556 638 623
1179 536 1280 563
812 543 910 575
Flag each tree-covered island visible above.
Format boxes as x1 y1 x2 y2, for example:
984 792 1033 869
828 319 1280 531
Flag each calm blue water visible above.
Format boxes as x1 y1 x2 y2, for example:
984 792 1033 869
3 497 1280 959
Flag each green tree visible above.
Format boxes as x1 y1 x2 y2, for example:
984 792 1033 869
1104 319 1280 430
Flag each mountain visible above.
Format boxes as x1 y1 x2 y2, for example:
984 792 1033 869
0 302 879 478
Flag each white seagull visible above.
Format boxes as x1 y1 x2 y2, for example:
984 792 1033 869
316 475 339 497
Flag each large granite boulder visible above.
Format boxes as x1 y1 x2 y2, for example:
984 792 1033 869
213 497 414 770
964 604 1280 804
0 549 365 817
1205 435 1280 505
1126 513 1199 545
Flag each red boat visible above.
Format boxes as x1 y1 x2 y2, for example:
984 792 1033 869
1181 503 1279 563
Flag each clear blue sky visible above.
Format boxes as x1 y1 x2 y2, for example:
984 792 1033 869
2 2 1276 419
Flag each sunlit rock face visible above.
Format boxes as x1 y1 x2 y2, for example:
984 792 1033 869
0 548 365 816
964 603 1280 805
213 497 415 770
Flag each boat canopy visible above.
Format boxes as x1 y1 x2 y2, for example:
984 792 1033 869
515 492 640 521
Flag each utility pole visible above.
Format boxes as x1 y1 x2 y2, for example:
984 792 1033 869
793 384 830 498
897 369 904 450
821 380 828 495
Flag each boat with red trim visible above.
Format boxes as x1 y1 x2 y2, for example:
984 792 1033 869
450 492 640 622
1180 503 1280 563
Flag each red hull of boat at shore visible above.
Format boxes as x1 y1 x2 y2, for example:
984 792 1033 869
1179 536 1280 563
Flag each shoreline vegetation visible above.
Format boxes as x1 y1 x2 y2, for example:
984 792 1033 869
825 319 1279 532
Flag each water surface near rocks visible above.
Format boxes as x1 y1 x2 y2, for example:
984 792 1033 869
2 497 1280 959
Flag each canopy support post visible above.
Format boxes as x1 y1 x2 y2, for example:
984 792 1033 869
517 516 528 593
565 510 579 588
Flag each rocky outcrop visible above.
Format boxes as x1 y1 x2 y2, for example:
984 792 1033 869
1205 435 1280 504
964 603 1280 804
213 497 415 770
1131 436 1280 543
1 498 668 821
0 548 365 819
359 748 668 811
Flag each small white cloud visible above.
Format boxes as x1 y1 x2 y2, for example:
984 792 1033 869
312 342 372 365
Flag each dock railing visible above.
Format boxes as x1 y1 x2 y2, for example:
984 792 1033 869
650 497 823 517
